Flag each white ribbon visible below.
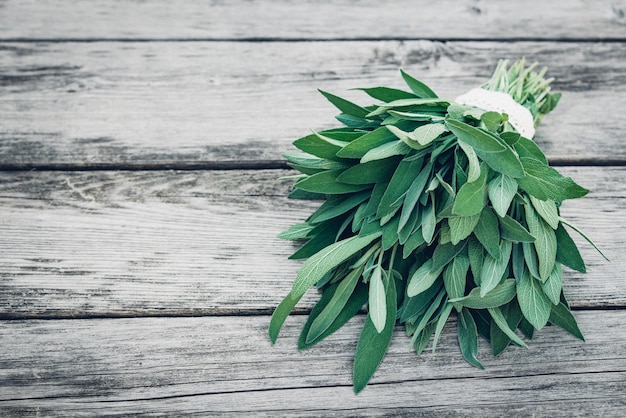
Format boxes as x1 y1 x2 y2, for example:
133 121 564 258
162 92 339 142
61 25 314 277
455 88 535 138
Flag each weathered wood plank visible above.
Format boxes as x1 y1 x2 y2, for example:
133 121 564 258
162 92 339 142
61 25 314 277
1 0 625 41
0 311 624 416
1 41 625 166
0 167 622 317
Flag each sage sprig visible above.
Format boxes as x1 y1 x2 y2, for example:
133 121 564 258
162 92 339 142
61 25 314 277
270 59 604 393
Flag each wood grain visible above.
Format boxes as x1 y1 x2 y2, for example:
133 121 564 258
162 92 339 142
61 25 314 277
0 311 624 416
0 167 622 318
1 0 626 41
1 41 625 166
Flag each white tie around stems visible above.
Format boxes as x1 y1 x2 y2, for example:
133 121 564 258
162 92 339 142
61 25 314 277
455 88 536 139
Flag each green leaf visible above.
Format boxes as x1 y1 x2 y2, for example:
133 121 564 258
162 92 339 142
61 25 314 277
554 224 586 273
293 132 346 161
410 123 447 146
361 139 412 163
468 236 485 283
522 241 541 279
356 86 417 102
269 291 303 344
560 218 609 261
299 283 368 349
541 263 563 305
458 141 481 183
353 274 397 393
398 162 432 231
448 213 481 245
499 215 536 243
400 69 438 98
336 127 397 159
517 270 552 329
377 157 424 220
291 233 382 298
421 198 437 244
306 267 362 343
474 207 501 259
369 266 387 333
431 302 454 352
488 174 518 217
295 169 371 195
446 119 524 178
549 302 585 341
308 191 370 224
318 89 371 118
336 156 401 185
450 278 516 309
443 255 469 308
480 111 503 132
412 323 436 355
431 241 467 272
525 204 557 281
479 240 512 297
517 158 589 201
529 196 559 229
278 223 315 240
452 165 487 216
513 136 548 164
488 307 528 348
407 259 443 297
490 301 523 356
457 308 484 369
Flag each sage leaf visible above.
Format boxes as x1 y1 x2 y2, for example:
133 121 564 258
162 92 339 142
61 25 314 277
377 158 424 219
446 119 524 178
517 158 589 201
295 169 371 195
431 241 467 272
529 196 559 229
488 307 528 348
541 263 563 305
450 278 516 309
525 204 557 281
306 267 362 343
308 191 370 224
353 275 397 393
369 266 387 333
517 270 552 329
269 291 303 344
443 255 470 309
401 69 438 98
421 198 437 244
278 223 316 240
452 166 487 216
413 323 436 355
407 259 443 297
457 308 484 369
432 302 454 352
361 139 412 163
458 141 481 183
356 86 418 102
474 207 501 259
337 156 401 185
488 174 518 217
499 215 536 243
513 136 548 164
291 233 382 299
337 127 396 159
411 123 447 146
448 213 481 245
554 224 586 273
468 236 485 283
319 89 371 118
480 240 512 296
399 162 432 231
549 302 585 341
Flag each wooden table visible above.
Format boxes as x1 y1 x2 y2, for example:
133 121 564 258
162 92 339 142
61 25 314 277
1 1 625 416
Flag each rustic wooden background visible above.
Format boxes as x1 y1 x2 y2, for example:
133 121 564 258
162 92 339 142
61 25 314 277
1 1 625 416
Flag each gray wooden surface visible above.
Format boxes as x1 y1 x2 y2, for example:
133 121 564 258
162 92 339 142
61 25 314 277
1 1 625 416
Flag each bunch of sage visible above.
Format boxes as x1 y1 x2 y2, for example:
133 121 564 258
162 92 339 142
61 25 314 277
269 59 604 393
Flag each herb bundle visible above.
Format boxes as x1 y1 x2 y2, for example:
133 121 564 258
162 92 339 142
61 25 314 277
270 59 604 393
